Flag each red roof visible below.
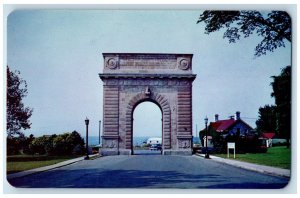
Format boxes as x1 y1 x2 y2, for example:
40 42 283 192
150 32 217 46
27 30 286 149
262 132 275 139
210 119 236 132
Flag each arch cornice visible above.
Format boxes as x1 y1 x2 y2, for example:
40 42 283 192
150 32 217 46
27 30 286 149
99 73 196 80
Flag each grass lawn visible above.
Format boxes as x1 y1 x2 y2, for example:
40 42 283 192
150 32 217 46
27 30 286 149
214 146 291 169
7 155 82 174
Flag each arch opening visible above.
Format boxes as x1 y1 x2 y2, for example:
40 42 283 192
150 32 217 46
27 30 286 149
132 101 162 155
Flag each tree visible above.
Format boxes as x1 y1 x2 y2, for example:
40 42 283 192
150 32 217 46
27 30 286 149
7 66 33 136
29 135 50 155
66 131 84 154
7 133 35 155
197 11 291 57
29 131 84 155
271 66 291 147
255 105 277 134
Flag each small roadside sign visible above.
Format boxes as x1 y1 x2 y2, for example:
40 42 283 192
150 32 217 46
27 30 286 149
227 142 236 159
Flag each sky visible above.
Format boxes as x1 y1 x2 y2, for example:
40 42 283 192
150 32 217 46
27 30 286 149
6 9 292 138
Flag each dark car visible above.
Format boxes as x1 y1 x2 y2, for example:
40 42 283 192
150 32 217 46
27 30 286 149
150 144 162 151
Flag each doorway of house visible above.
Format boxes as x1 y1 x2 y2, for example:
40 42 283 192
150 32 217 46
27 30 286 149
132 101 162 155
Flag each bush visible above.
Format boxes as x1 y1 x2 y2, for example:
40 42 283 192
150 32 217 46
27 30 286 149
210 133 268 154
28 131 84 156
7 136 22 155
7 134 35 155
73 144 85 155
29 136 50 155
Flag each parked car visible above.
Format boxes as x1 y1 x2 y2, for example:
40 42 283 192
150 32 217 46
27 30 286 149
150 144 162 151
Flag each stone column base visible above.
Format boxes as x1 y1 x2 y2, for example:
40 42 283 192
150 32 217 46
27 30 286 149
100 149 192 156
162 149 192 155
100 149 132 156
119 149 132 155
100 149 119 156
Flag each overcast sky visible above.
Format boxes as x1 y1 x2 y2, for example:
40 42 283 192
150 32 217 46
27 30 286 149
6 9 291 138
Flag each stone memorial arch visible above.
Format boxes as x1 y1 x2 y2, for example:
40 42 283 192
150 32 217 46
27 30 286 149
99 53 196 155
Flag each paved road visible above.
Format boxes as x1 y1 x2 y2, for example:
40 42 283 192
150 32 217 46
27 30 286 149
8 155 289 188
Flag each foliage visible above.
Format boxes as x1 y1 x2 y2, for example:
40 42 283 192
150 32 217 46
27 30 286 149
66 131 85 154
7 66 33 136
197 11 291 57
28 131 84 155
254 66 291 147
211 132 226 153
7 134 35 155
255 105 277 134
200 126 230 152
200 126 265 154
29 135 50 155
7 136 23 155
271 66 291 147
216 133 265 154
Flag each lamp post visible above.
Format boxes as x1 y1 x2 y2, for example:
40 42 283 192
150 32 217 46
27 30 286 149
204 116 210 159
84 117 89 160
99 120 101 145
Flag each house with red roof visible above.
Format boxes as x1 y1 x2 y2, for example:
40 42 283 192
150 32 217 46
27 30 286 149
200 111 254 148
211 111 253 137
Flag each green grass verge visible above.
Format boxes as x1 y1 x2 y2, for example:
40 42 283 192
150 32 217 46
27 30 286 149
214 146 291 169
7 155 82 174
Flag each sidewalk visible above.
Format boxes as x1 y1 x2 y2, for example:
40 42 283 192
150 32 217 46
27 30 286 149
7 154 100 180
195 153 291 178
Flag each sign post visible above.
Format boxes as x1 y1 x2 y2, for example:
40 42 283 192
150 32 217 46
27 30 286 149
227 142 236 159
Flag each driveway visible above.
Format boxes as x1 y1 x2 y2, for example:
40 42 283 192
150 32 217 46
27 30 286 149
7 155 289 188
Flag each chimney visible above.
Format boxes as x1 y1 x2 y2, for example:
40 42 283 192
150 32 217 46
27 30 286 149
236 111 241 120
215 114 219 122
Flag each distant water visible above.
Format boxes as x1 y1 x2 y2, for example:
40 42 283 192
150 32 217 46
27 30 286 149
85 136 200 146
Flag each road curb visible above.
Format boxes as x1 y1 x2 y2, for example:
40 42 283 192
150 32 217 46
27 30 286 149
194 153 291 178
7 154 101 180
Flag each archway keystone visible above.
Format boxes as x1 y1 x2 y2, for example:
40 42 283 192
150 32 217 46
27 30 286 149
99 53 196 155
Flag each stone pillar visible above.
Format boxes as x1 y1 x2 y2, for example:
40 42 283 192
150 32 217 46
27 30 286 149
101 85 120 155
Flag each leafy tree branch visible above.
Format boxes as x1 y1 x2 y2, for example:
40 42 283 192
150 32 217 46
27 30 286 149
197 11 291 56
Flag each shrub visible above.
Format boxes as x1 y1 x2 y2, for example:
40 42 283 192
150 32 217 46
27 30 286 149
7 136 22 155
28 131 84 156
210 132 267 154
51 131 84 155
29 136 50 155
7 134 35 155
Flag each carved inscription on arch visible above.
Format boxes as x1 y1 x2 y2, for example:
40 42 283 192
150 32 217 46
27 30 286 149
104 79 191 86
103 54 192 71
